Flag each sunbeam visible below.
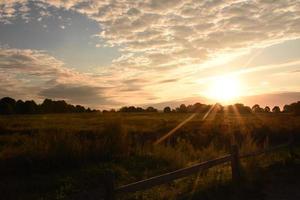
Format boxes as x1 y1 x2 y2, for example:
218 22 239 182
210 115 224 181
154 104 217 145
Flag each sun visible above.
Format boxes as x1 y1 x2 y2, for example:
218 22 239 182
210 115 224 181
206 75 241 103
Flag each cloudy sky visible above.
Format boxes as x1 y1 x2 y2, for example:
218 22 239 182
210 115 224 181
0 0 300 109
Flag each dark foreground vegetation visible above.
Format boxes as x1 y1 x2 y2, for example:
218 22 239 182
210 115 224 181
0 98 300 199
0 107 299 199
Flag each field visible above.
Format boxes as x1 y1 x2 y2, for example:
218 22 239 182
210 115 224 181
0 112 299 200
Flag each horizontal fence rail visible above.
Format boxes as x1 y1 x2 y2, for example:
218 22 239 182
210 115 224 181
116 154 231 193
102 134 296 200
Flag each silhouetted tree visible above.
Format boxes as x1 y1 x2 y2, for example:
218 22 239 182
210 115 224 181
119 106 128 112
146 106 157 112
193 103 204 112
15 100 25 114
75 105 85 113
272 106 281 113
163 106 171 113
252 104 264 113
283 104 291 113
177 104 187 113
40 99 53 113
0 97 97 114
23 100 38 114
128 106 136 112
136 107 144 112
119 106 142 112
264 106 271 113
226 105 235 113
0 97 16 114
283 101 300 115
119 106 158 113
234 103 252 114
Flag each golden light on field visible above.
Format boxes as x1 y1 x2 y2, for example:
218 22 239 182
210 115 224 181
206 75 241 103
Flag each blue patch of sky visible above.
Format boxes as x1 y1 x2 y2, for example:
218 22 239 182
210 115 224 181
0 1 121 71
232 38 300 68
193 38 300 78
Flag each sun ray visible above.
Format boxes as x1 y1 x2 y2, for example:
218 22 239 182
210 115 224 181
154 104 217 145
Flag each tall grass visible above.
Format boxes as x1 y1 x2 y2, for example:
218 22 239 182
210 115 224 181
0 113 298 199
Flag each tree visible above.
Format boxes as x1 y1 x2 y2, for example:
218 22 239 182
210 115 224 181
283 101 300 115
234 103 252 114
193 102 204 112
0 97 97 114
252 104 264 113
119 106 136 112
16 100 25 114
40 99 54 113
0 97 16 114
23 100 38 114
272 106 281 113
75 105 85 113
146 106 157 112
136 107 144 112
283 104 291 113
226 105 235 113
163 106 171 113
177 104 187 113
264 106 271 113
128 106 136 112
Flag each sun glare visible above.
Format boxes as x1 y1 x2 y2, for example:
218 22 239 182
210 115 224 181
206 75 241 103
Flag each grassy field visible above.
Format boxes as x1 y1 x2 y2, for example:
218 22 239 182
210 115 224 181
0 112 299 199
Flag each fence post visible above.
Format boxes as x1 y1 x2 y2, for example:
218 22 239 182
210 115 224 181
103 171 115 200
230 145 241 184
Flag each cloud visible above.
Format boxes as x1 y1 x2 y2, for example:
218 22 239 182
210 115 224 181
158 78 179 84
0 47 121 108
235 60 300 75
0 48 64 74
1 0 300 108
2 0 300 70
39 84 119 106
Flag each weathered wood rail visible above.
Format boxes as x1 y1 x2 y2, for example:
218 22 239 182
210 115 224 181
116 154 231 194
102 135 296 200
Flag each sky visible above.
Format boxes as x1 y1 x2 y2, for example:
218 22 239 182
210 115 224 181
0 0 300 109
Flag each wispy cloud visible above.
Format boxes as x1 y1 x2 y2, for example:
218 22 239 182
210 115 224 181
235 60 300 75
39 84 120 105
0 48 121 107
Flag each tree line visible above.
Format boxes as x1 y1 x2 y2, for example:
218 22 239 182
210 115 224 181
0 97 98 115
1 96 300 115
162 103 282 114
117 102 300 115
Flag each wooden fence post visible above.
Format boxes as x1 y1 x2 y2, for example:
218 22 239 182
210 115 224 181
104 171 115 200
230 145 241 184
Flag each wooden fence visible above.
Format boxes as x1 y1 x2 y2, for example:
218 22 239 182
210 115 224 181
102 137 296 200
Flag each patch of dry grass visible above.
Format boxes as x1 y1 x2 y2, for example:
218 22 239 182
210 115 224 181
0 112 299 199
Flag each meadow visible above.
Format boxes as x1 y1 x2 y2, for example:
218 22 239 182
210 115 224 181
0 112 299 199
